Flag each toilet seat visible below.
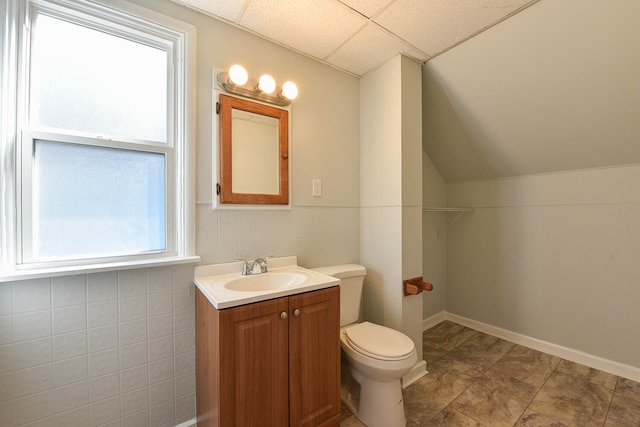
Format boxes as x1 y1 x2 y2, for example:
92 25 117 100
343 322 415 361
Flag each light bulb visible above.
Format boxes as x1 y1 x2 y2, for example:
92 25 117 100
258 74 276 94
228 65 248 85
281 81 298 100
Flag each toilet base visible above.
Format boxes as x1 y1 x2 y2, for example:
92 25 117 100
350 369 407 427
340 358 361 416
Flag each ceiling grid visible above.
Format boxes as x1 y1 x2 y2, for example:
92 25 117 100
170 0 538 76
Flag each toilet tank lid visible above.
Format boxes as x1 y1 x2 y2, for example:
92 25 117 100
311 264 366 279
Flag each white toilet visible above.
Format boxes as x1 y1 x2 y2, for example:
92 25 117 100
312 264 417 427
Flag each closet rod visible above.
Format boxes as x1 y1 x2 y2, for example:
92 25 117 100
422 207 474 230
422 207 474 213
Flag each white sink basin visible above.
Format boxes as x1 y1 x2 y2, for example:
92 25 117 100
223 271 308 292
194 256 339 309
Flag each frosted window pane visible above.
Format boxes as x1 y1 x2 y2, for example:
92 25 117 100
30 14 168 142
33 141 166 260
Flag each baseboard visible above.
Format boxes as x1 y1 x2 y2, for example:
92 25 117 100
402 360 427 388
175 419 196 427
422 311 447 331
423 310 640 383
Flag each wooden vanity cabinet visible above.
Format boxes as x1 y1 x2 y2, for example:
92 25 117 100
196 286 340 427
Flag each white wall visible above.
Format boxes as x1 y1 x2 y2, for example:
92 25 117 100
360 55 423 358
446 164 640 373
0 0 362 426
419 0 640 381
400 56 424 360
184 0 361 268
422 151 447 318
360 56 403 331
424 0 640 181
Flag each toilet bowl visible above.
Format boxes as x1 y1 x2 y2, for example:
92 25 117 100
341 321 417 427
311 265 417 427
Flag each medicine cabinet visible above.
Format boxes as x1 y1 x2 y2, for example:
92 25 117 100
213 93 290 208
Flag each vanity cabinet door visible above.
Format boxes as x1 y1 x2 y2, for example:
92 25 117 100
195 286 340 427
219 297 290 427
288 286 340 427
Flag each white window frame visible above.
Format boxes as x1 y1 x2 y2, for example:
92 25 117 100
1 0 198 280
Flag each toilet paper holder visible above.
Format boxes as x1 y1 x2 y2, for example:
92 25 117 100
403 277 433 296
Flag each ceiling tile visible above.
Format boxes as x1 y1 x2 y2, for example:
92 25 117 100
172 0 538 75
239 0 367 59
338 0 395 18
327 23 428 75
174 0 246 22
375 0 533 55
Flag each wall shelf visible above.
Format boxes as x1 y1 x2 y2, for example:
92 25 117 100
422 207 474 230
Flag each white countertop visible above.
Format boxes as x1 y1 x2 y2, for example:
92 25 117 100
194 256 339 309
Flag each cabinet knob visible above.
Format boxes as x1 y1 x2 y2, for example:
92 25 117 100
293 309 300 316
280 312 288 319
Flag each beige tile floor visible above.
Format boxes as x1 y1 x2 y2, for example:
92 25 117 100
340 320 640 426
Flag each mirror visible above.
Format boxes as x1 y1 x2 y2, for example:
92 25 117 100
218 94 289 205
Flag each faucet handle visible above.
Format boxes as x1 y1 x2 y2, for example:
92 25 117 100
235 258 253 275
255 256 274 273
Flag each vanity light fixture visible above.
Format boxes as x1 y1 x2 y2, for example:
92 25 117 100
258 74 276 94
281 81 298 100
228 64 248 85
217 65 298 107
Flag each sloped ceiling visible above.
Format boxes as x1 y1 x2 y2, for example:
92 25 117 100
170 0 538 76
425 0 640 182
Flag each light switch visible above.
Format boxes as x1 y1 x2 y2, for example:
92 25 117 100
312 179 322 197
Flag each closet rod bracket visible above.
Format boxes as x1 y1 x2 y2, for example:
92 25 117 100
403 277 433 296
422 207 474 230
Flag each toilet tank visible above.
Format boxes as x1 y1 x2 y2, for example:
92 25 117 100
311 264 366 327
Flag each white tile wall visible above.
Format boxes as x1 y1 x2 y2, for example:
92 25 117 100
87 273 117 303
148 379 173 406
0 283 12 315
12 279 50 314
148 314 173 340
15 389 55 424
90 396 119 426
54 355 87 387
149 336 174 363
196 205 360 268
0 204 361 427
53 305 87 335
150 400 175 427
13 365 53 399
88 301 118 329
88 325 118 354
89 372 119 403
88 350 118 379
13 312 51 341
52 275 86 308
123 408 149 427
53 331 86 360
0 264 197 427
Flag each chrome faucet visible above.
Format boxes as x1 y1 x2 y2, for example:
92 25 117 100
254 257 269 274
237 258 253 275
237 256 273 275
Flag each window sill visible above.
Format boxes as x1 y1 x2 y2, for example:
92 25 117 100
1 255 201 282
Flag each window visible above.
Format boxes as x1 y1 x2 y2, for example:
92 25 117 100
0 0 196 276
32 140 166 260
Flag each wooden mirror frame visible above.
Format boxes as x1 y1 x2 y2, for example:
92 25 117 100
218 94 289 205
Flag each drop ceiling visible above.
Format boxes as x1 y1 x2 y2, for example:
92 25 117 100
170 0 539 76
